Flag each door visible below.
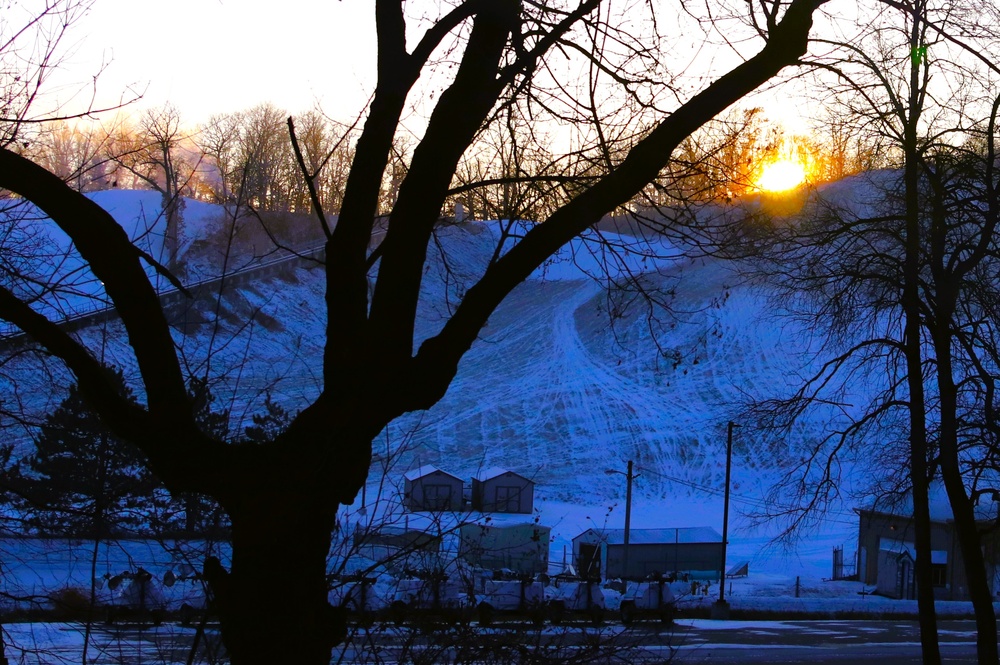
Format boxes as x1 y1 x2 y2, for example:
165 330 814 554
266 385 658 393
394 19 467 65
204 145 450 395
579 543 601 577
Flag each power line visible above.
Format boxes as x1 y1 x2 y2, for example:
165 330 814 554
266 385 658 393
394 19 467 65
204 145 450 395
635 465 860 526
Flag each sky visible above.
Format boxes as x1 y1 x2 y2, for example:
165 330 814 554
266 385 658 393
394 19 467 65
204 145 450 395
34 0 812 133
44 0 378 124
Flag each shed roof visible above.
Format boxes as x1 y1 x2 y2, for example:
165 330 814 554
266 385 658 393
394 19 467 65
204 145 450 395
473 467 532 483
574 527 722 545
878 537 947 564
403 465 462 482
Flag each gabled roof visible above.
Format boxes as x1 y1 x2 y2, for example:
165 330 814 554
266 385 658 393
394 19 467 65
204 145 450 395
574 527 722 545
474 467 532 483
403 465 462 482
878 537 947 564
858 481 999 522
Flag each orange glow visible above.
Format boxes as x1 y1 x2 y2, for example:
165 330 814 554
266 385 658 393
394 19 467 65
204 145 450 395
755 159 807 192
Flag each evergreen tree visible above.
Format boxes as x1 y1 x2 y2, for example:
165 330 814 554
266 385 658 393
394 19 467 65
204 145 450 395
16 368 153 537
243 393 294 444
176 377 230 535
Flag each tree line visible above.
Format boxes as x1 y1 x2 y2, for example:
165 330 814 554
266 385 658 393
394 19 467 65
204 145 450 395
24 101 885 230
24 104 357 214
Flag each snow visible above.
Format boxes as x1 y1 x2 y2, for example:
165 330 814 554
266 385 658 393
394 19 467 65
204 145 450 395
403 465 454 482
0 176 957 624
0 538 218 614
473 467 524 482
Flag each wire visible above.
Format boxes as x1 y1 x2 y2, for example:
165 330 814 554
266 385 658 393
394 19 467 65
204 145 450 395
635 465 860 526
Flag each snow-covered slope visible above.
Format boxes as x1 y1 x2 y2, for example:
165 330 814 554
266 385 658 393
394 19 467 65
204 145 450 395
1 182 885 578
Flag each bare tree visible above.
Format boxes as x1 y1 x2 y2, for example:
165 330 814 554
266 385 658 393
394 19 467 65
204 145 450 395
0 0 99 148
743 1 1000 662
0 1 827 663
105 104 195 270
452 102 576 223
29 120 111 191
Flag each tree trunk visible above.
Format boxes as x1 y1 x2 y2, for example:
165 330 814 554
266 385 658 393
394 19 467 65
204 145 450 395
903 309 941 662
934 326 999 664
902 134 941 665
161 188 183 272
205 496 343 665
901 5 940 661
942 462 999 664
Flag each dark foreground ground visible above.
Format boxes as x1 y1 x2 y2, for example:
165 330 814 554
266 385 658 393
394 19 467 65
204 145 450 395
3 618 990 663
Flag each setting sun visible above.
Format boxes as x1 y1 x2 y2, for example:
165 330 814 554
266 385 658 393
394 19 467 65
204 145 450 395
756 159 808 192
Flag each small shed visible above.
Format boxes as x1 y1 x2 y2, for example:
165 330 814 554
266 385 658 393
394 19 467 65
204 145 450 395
875 538 916 600
573 527 724 581
403 466 464 512
726 561 750 578
471 468 534 514
458 522 551 574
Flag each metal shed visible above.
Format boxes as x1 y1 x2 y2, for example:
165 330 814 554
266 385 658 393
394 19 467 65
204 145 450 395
403 465 464 512
573 527 724 581
471 468 534 514
458 522 550 574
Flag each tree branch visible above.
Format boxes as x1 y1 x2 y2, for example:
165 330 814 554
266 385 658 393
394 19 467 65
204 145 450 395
411 0 828 406
0 148 190 425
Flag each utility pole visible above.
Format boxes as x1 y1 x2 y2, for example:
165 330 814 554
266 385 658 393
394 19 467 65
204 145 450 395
712 421 738 619
606 460 638 581
624 460 634 581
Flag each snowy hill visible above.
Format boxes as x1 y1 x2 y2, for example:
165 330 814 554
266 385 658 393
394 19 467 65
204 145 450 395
0 182 883 580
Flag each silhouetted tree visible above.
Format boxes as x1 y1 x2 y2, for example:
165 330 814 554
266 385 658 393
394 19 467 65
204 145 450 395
14 368 153 537
0 1 827 662
745 1 1000 661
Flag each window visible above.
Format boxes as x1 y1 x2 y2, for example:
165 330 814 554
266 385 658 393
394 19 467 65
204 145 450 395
495 485 521 512
422 484 453 510
930 563 947 587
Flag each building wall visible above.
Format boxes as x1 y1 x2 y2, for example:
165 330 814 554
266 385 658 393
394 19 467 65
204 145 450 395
875 550 914 599
458 523 550 574
857 510 960 600
404 471 464 511
603 543 725 580
472 473 534 514
572 532 724 581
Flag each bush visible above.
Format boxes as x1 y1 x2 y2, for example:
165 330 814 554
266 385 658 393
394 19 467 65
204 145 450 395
49 586 97 620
